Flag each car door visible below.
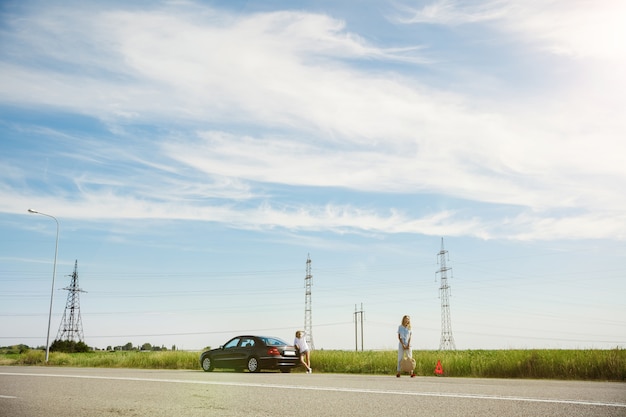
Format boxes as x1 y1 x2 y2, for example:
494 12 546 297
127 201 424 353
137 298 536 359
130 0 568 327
238 337 257 365
232 336 257 368
212 337 241 368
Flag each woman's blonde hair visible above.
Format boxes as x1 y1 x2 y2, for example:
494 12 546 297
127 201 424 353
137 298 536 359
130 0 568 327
401 315 411 329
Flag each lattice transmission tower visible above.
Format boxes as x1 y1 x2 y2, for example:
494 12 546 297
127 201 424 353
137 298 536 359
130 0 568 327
303 254 314 350
436 238 456 350
56 260 86 342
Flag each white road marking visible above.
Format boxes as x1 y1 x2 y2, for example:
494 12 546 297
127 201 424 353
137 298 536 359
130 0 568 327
1 372 624 409
0 395 18 399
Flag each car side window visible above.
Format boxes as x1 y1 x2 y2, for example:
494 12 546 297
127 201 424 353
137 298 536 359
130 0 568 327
241 338 255 348
224 338 240 349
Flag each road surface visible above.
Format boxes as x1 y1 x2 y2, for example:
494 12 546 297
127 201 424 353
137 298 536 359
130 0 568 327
1 366 624 416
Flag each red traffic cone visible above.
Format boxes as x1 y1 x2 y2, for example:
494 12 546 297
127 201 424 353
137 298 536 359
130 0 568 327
434 360 444 376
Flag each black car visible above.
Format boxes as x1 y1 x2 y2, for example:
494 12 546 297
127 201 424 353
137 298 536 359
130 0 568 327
200 335 300 373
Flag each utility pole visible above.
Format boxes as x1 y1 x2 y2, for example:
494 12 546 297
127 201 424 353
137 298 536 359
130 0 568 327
436 238 456 350
56 260 86 342
304 254 314 350
354 303 364 351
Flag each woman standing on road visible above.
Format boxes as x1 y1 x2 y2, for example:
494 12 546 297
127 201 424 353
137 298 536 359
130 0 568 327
294 330 312 373
397 315 415 377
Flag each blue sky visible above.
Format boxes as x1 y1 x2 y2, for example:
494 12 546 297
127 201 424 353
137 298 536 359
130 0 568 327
1 0 625 351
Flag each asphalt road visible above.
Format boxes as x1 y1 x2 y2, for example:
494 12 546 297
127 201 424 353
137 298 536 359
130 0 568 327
1 366 624 417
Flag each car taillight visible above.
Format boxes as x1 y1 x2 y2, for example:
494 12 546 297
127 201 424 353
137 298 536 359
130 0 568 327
267 347 280 356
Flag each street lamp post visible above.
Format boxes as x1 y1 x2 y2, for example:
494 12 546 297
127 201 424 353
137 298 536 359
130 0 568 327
28 209 59 363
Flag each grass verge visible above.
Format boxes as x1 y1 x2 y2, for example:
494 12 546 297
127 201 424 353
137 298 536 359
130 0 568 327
1 349 624 381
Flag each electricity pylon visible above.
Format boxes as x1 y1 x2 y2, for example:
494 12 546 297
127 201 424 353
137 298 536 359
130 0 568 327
436 238 456 350
56 260 86 342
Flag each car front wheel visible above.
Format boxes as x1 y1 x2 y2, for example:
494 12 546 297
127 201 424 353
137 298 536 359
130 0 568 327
247 356 260 373
201 356 214 372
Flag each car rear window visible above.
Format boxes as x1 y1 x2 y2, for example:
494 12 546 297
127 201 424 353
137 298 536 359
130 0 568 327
262 337 286 346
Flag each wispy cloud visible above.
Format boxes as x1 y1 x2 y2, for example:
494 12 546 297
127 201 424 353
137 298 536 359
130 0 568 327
1 1 625 241
396 0 508 25
396 0 626 60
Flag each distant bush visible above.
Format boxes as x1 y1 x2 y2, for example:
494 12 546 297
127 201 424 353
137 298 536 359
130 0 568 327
0 344 30 354
50 340 91 353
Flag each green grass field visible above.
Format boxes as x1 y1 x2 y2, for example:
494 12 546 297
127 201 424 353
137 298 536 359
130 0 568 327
1 348 624 381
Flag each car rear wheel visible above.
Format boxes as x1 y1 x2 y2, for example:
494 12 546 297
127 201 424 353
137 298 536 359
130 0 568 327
247 356 260 373
201 356 214 372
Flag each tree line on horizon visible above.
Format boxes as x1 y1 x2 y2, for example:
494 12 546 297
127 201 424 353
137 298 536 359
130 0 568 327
1 341 177 354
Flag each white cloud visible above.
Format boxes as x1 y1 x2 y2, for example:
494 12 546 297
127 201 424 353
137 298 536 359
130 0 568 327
1 1 625 241
397 0 508 25
398 0 626 60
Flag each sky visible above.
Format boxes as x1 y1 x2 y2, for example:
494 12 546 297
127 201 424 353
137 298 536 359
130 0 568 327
1 0 625 352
